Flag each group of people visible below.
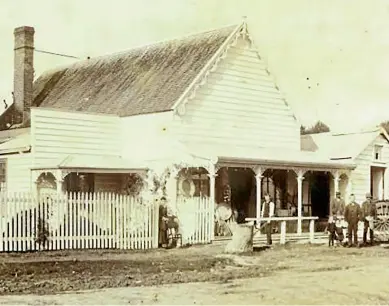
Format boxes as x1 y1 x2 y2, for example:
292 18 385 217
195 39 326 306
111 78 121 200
329 191 378 247
157 190 378 249
259 191 378 248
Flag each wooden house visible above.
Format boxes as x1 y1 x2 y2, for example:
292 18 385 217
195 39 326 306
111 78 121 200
301 127 389 205
0 21 357 239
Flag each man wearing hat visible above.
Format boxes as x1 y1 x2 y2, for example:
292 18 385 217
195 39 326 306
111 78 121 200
344 193 362 247
361 192 377 246
330 191 345 218
261 193 275 246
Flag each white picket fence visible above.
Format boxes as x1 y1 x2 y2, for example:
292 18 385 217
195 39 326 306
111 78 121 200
176 196 213 245
0 192 159 252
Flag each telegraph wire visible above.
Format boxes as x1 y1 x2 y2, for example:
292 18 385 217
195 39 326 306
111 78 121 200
34 49 80 59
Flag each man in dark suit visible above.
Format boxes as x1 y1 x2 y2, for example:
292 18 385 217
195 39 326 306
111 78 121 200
261 193 275 246
361 192 377 246
330 191 345 218
344 193 362 247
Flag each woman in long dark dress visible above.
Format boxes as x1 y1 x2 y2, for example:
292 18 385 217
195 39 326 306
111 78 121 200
158 197 168 247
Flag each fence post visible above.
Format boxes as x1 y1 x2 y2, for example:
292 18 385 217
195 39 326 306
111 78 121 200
309 219 315 243
153 200 159 248
280 221 286 245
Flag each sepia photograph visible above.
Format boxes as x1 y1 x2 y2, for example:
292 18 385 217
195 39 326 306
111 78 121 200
0 0 388 304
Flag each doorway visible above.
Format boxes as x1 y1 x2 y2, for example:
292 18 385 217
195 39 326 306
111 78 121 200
310 172 330 218
228 168 254 221
371 166 385 200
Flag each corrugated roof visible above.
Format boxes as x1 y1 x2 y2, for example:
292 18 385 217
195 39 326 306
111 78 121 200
32 25 238 117
32 155 148 171
183 141 355 169
0 131 30 153
301 129 381 160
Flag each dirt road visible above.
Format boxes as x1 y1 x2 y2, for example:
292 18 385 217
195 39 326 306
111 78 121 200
0 243 388 305
1 262 388 305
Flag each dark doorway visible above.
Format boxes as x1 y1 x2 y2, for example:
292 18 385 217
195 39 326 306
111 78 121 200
228 168 254 222
371 166 385 200
310 172 330 218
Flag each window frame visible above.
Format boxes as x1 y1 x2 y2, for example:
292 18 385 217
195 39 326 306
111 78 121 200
373 145 383 161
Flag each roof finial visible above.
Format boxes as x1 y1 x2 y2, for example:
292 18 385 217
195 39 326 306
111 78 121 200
241 15 248 35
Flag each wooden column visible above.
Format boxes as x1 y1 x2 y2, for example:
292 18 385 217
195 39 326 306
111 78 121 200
379 168 384 200
55 169 66 195
334 173 340 195
332 172 340 216
255 173 263 220
208 165 218 241
297 171 304 235
346 177 353 203
384 168 389 200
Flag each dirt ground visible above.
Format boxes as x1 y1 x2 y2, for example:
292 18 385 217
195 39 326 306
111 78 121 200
0 242 388 305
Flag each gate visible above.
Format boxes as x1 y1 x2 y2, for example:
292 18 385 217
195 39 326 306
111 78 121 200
176 196 213 245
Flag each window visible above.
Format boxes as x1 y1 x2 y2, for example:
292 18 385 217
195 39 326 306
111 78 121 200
374 145 383 161
0 159 6 191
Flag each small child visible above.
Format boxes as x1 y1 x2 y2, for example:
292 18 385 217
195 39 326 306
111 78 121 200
334 218 345 245
165 207 180 247
325 216 336 247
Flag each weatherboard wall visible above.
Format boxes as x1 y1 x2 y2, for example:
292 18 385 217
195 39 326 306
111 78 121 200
5 153 33 193
171 36 301 150
351 134 389 204
31 108 121 168
120 111 174 161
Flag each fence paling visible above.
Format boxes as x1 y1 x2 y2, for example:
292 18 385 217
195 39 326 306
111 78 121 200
95 193 99 249
176 196 212 246
0 191 159 252
124 195 128 250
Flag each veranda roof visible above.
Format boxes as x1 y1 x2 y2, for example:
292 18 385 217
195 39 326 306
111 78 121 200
31 155 148 174
301 129 381 160
183 141 356 170
0 131 30 154
129 135 214 170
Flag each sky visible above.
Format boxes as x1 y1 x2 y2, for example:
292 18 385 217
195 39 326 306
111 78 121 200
1 0 389 132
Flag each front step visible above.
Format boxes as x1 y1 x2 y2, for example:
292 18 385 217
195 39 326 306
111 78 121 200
212 232 328 246
254 232 327 244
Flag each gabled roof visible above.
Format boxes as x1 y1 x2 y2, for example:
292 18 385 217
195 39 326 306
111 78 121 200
32 24 243 117
0 23 243 127
301 127 389 160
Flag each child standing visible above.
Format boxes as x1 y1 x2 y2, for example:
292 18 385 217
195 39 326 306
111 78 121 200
325 216 337 247
334 218 345 245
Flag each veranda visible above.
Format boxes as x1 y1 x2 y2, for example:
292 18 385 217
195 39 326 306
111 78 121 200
0 154 354 252
165 157 354 242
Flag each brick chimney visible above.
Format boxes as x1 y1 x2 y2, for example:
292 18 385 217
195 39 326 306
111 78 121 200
13 26 35 125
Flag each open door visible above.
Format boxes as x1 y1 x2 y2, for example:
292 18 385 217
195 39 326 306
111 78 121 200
310 172 330 218
371 166 385 200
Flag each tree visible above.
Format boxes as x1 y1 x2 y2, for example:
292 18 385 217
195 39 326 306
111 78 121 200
300 120 330 135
